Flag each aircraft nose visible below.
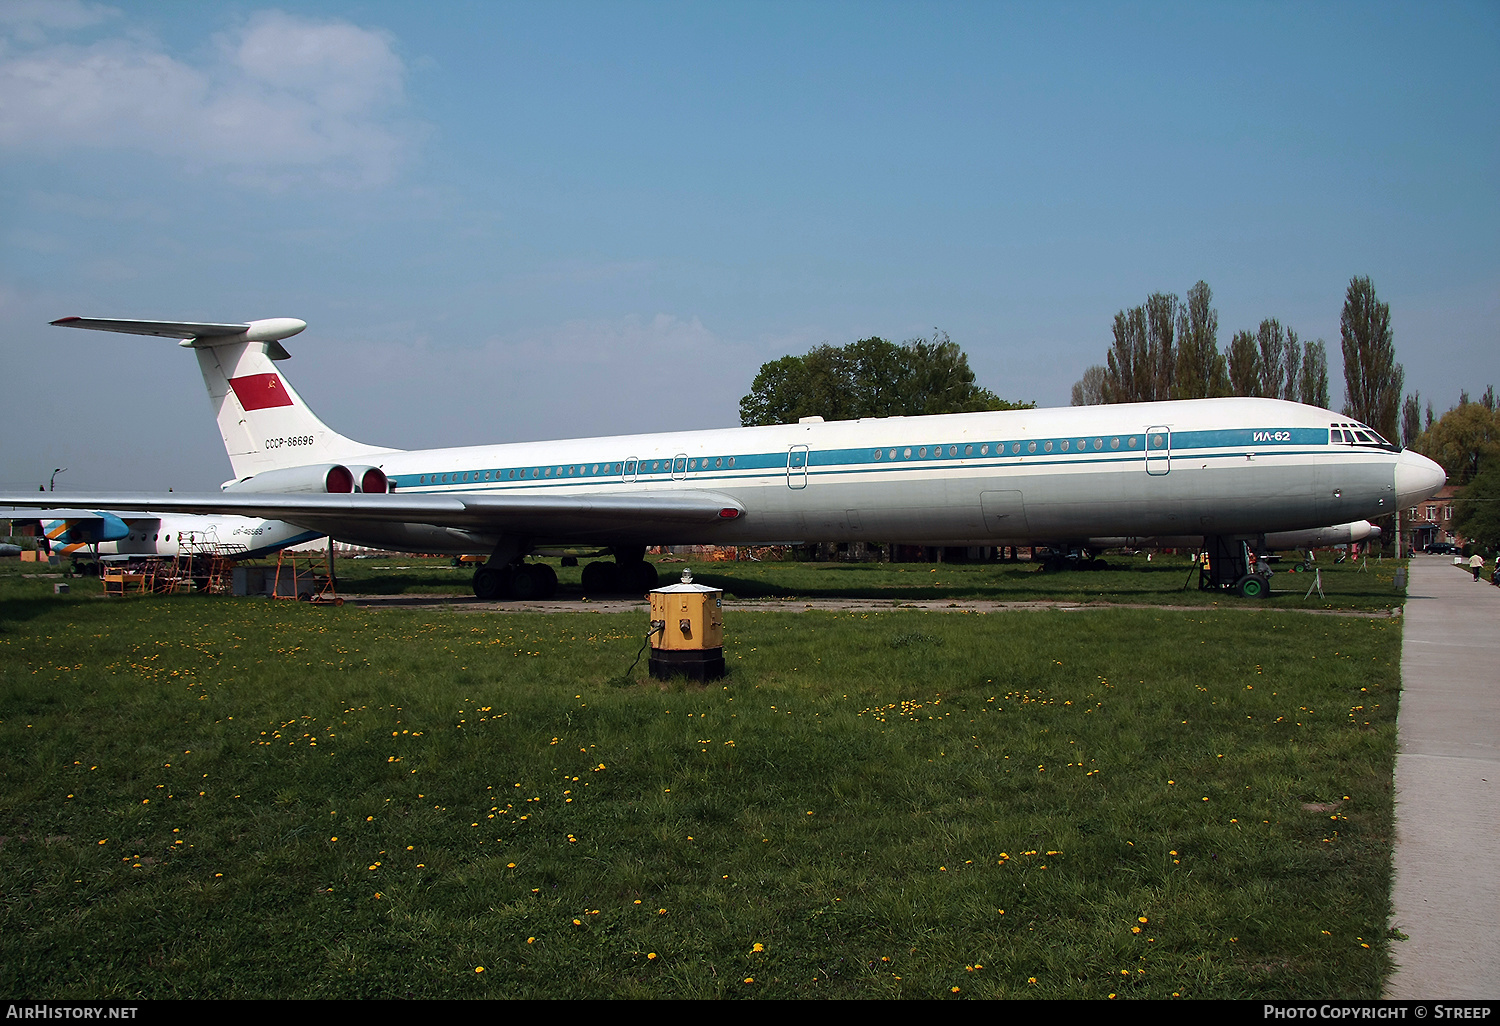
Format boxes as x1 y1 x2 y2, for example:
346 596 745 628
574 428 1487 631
1395 450 1446 509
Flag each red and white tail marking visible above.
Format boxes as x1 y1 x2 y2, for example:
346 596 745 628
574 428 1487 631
229 373 296 411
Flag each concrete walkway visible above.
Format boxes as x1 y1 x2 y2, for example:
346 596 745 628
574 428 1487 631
1386 555 1500 999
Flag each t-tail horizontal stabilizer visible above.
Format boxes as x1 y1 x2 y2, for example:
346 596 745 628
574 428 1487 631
50 316 307 344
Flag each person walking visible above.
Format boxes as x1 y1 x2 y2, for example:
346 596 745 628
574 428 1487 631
1469 552 1485 582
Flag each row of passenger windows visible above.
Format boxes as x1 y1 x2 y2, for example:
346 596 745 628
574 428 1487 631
413 435 1182 484
873 435 1160 460
417 456 737 486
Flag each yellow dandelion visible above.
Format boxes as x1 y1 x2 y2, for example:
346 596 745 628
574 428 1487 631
647 952 657 960
751 943 765 953
475 966 485 973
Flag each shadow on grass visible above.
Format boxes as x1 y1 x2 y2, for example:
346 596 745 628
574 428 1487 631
0 596 73 633
692 563 1187 598
334 567 475 595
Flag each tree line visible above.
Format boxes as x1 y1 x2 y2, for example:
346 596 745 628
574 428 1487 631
1071 280 1337 411
1070 277 1413 445
1410 387 1500 551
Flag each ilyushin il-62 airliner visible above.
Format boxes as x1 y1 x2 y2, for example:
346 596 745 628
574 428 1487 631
2 316 1445 600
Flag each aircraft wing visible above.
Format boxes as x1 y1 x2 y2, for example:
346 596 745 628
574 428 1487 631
2 507 149 522
0 490 744 538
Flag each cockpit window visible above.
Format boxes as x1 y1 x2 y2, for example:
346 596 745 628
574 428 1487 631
1330 422 1398 451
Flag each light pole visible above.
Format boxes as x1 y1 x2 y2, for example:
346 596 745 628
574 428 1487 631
49 468 66 491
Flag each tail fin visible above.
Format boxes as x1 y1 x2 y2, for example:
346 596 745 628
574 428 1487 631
52 317 397 480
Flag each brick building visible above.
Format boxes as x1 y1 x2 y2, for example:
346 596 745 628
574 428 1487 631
1405 484 1462 551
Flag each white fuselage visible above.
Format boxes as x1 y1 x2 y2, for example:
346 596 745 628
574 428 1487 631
292 397 1434 554
45 513 319 561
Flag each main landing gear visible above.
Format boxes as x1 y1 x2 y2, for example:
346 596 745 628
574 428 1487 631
580 559 659 596
581 544 660 596
468 543 661 600
472 562 558 601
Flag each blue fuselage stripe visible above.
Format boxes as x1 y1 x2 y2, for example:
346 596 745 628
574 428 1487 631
387 426 1367 494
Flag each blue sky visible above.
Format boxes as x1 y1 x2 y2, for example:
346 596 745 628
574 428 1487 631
2 0 1496 490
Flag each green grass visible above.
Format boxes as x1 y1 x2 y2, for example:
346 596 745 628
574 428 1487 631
0 562 1402 998
327 550 1408 612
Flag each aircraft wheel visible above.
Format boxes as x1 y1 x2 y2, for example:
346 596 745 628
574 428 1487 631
509 563 545 601
581 560 618 596
1235 574 1268 599
473 567 505 600
626 560 659 593
529 562 558 599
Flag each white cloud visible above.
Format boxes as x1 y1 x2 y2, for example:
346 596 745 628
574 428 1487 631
0 8 417 187
0 1 118 44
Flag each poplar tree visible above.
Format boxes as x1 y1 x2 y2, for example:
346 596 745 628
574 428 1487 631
1282 328 1302 401
1144 292 1178 401
1172 281 1226 399
1104 306 1148 403
1299 340 1331 408
1256 319 1286 400
1070 365 1107 406
1227 330 1261 397
1402 392 1423 449
1340 276 1404 440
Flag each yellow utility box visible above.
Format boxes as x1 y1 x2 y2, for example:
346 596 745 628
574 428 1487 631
648 569 725 681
